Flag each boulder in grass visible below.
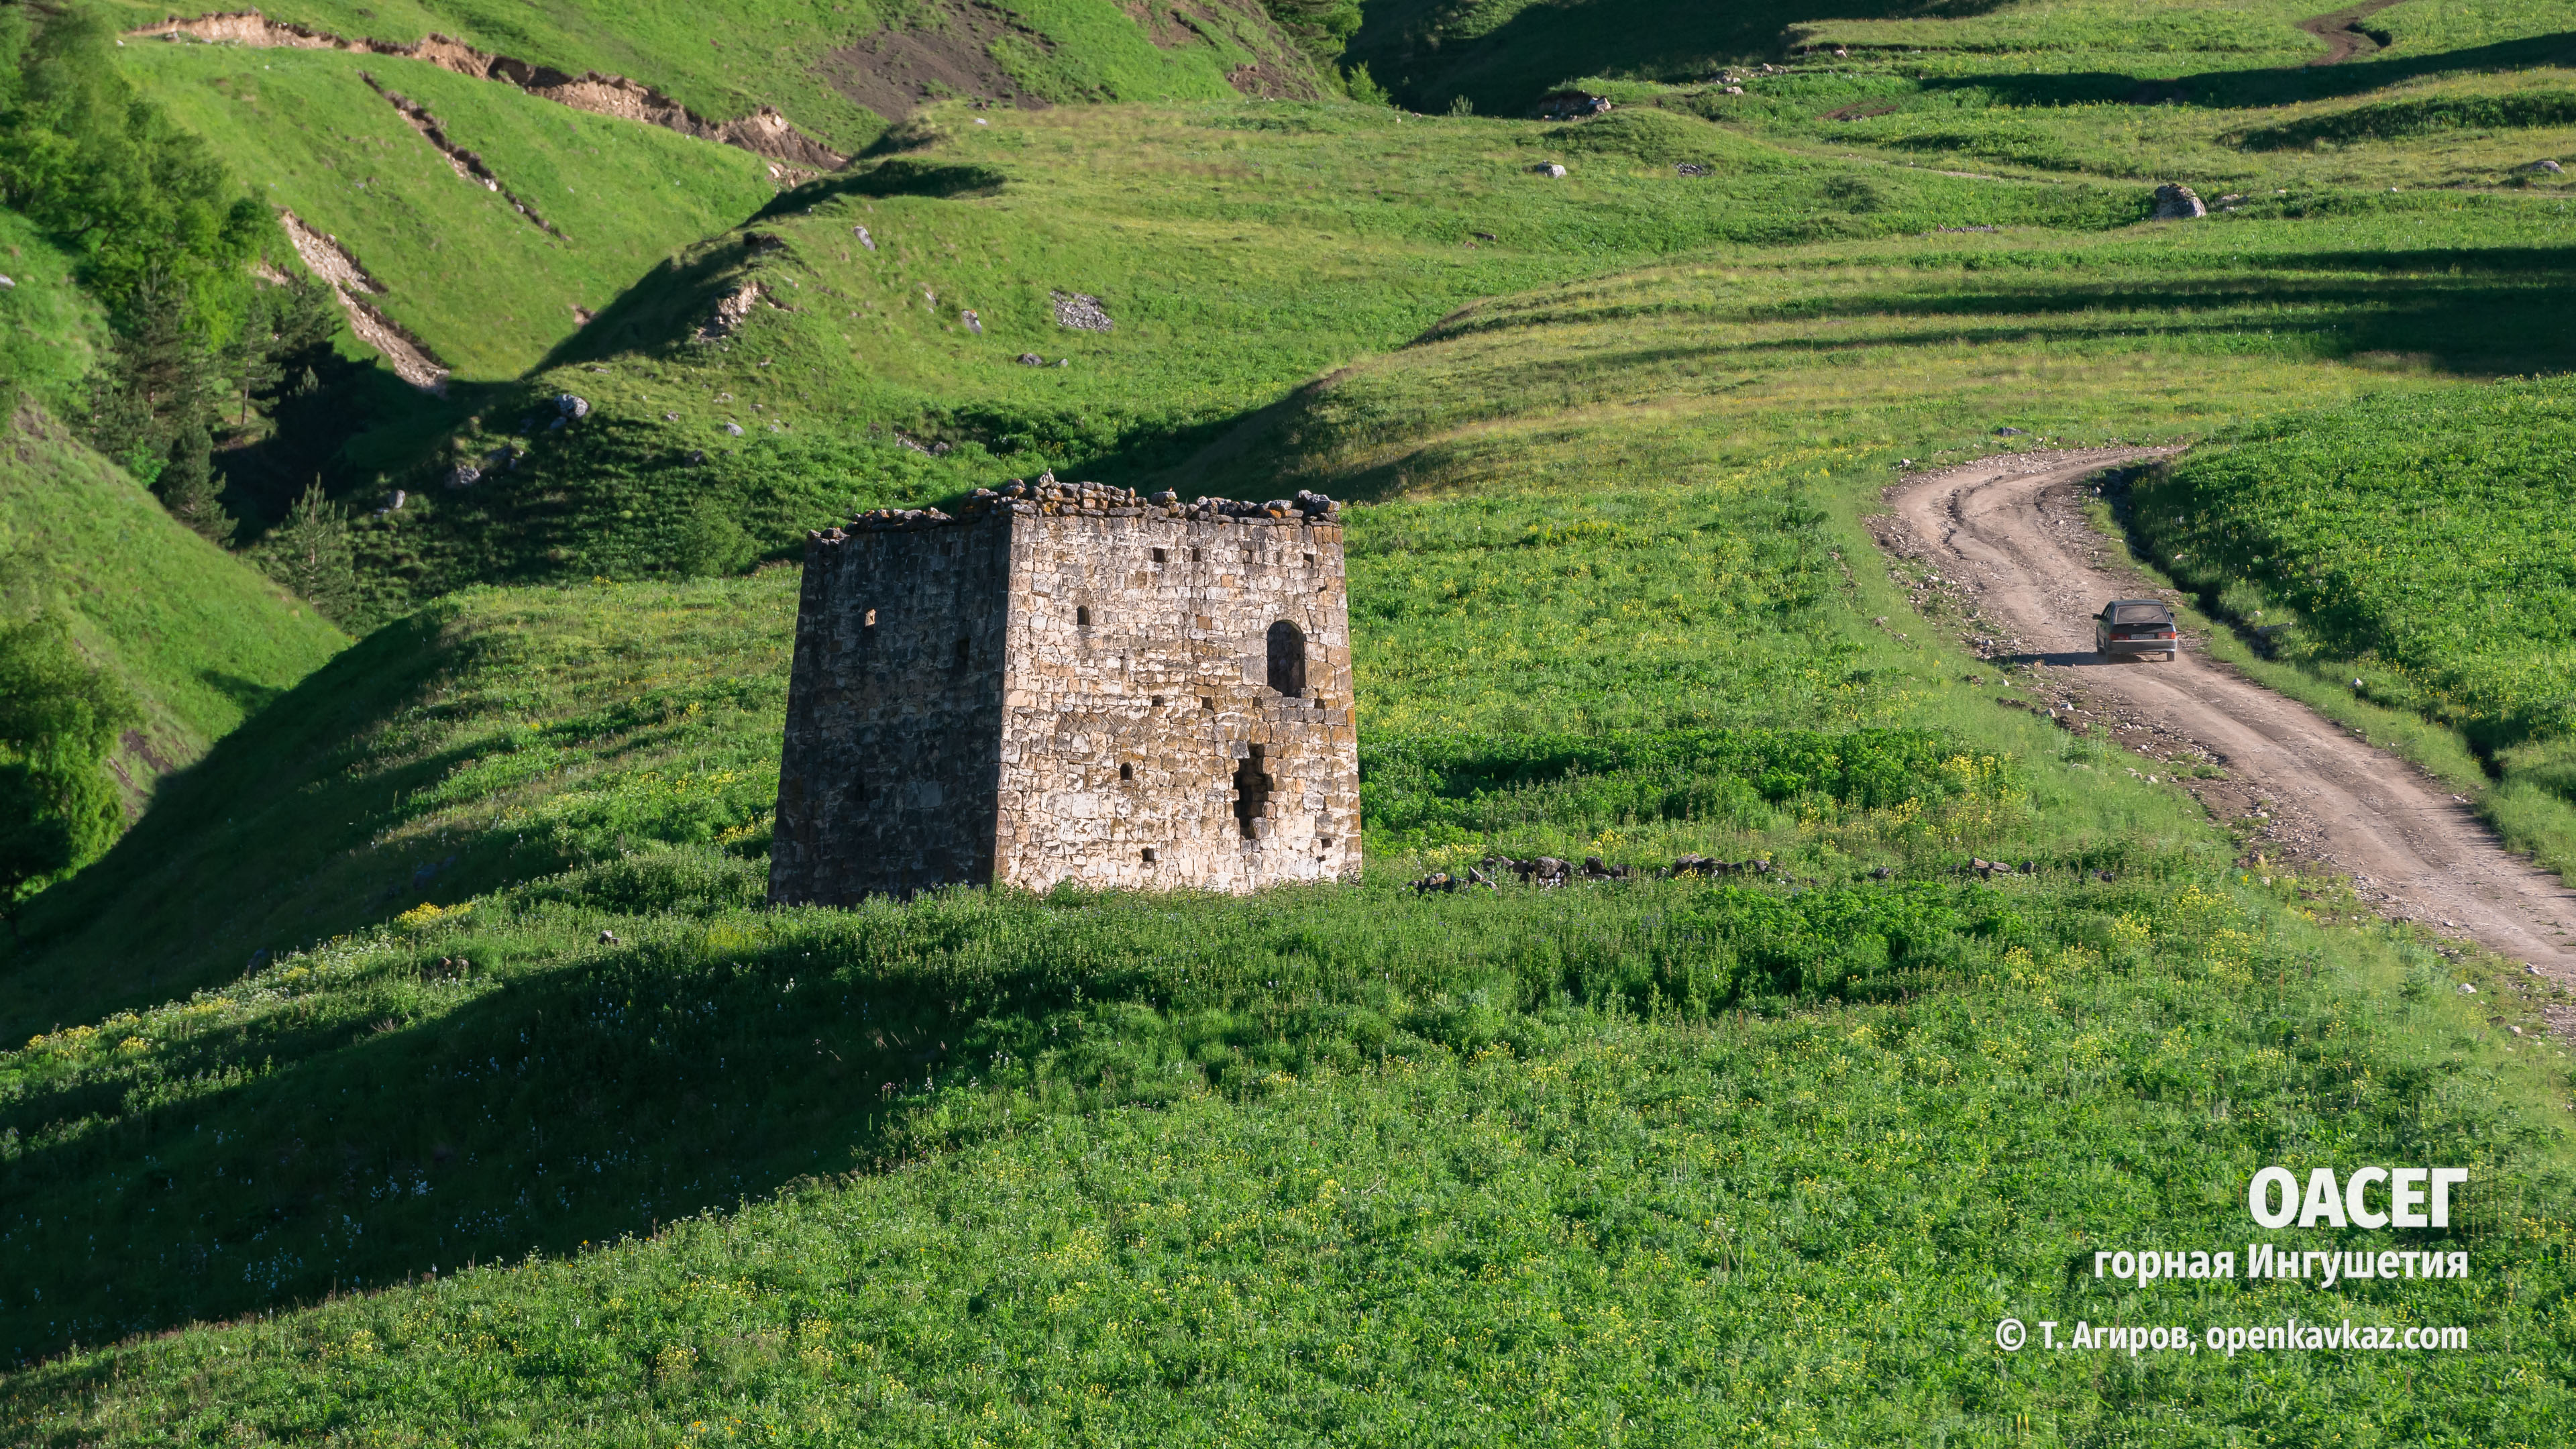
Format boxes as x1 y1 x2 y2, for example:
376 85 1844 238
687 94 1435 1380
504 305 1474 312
556 392 590 419
1051 290 1113 331
2150 183 2205 219
2519 159 2563 174
1534 162 1567 178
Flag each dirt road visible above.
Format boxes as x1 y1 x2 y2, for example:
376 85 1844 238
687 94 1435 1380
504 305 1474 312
1882 448 2576 982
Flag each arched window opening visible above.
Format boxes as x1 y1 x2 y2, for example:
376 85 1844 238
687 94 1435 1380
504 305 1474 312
1266 621 1307 698
1076 605 1093 628
1233 747 1271 839
1119 762 1134 782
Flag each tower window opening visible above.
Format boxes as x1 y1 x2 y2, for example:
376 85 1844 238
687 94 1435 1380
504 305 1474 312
1152 548 1167 563
1141 847 1158 864
1267 620 1307 699
1119 763 1134 782
1076 605 1092 628
1233 746 1272 840
954 637 970 667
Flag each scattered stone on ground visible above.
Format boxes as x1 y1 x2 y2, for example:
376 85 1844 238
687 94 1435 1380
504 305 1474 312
556 393 590 419
275 209 449 392
2522 159 2563 174
1675 162 1709 177
1016 352 1045 366
444 464 480 489
1532 162 1567 178
853 224 876 250
697 281 767 342
961 308 981 333
2151 182 2206 219
1994 425 2027 436
1051 290 1114 331
724 421 745 435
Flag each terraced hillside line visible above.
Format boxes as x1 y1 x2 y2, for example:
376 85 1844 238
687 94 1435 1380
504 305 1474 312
2300 0 2407 65
359 72 567 239
1882 449 2576 994
275 210 451 392
132 10 846 170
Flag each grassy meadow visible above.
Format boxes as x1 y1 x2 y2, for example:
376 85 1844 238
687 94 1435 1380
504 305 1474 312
6 0 2576 1440
0 207 346 800
125 43 788 381
103 0 1324 157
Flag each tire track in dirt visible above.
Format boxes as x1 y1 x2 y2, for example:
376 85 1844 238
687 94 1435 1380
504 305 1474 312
1879 448 2576 1002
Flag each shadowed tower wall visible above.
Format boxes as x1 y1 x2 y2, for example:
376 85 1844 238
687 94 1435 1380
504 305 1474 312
770 482 1359 904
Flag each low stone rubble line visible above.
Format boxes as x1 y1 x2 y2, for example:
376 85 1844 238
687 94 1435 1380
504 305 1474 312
813 472 1342 542
1407 855 2092 896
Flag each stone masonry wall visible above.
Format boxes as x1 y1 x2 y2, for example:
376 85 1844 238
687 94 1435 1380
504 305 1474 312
769 521 1013 905
769 478 1360 903
998 508 1358 893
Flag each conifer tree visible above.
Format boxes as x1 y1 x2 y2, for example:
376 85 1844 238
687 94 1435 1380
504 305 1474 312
155 420 235 545
262 478 357 619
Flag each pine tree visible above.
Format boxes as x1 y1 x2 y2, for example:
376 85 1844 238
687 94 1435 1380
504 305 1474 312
83 273 217 480
155 421 236 545
262 479 356 619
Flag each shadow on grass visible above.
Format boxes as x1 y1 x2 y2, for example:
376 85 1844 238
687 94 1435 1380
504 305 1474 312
0 864 2027 1364
1921 30 2576 111
0 609 525 1040
1343 0 2012 115
752 158 1009 222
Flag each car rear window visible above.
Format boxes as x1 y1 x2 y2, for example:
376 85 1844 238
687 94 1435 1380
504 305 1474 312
2112 603 2170 623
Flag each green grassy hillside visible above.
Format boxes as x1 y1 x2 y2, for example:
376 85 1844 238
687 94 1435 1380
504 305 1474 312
341 98 2159 614
9 192 2576 1430
125 44 786 382
7 0 2576 1440
0 411 347 802
109 0 1326 156
0 211 346 807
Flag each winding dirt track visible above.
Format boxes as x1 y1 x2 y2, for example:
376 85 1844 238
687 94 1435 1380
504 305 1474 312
1885 449 2576 982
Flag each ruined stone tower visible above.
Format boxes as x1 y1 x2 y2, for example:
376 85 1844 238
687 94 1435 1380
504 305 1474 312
767 478 1360 904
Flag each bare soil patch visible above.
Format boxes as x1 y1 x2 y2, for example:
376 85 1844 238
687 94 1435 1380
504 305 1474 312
2298 0 2408 66
133 11 845 167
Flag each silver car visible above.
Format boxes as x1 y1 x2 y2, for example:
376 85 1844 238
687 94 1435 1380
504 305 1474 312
2095 599 2179 660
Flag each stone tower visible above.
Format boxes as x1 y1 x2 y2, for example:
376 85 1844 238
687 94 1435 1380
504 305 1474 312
767 478 1360 904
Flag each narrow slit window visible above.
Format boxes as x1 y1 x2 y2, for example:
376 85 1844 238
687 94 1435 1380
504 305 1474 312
1119 763 1134 782
1233 746 1271 839
1267 621 1307 699
954 637 971 667
1076 605 1093 628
